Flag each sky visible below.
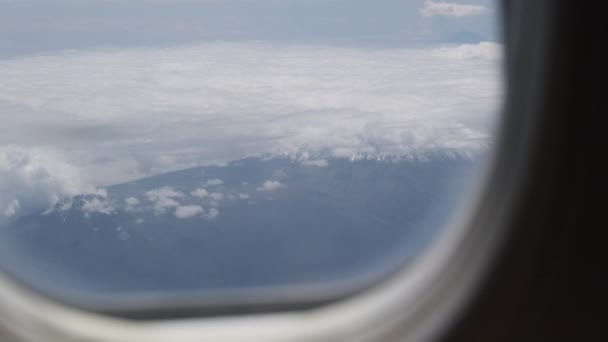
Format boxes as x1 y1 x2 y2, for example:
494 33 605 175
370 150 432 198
0 0 498 57
0 0 502 218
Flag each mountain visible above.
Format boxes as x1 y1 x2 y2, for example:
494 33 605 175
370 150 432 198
0 155 478 295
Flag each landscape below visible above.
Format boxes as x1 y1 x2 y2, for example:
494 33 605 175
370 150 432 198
0 154 478 296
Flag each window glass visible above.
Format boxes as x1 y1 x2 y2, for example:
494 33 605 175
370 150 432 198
0 1 501 298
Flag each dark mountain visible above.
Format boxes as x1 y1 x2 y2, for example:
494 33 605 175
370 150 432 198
0 155 478 296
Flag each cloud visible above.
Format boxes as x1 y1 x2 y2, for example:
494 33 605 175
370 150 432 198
238 193 250 199
420 1 490 18
3 200 20 217
96 188 109 198
206 178 224 186
0 145 97 218
145 186 185 214
190 188 209 198
175 205 204 219
207 207 220 220
145 186 185 201
115 226 130 240
124 197 141 211
125 197 141 206
81 197 116 216
432 41 501 60
0 41 501 194
151 197 180 215
301 159 329 167
209 192 224 201
257 180 285 192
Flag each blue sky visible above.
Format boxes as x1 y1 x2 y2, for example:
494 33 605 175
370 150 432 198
0 0 497 57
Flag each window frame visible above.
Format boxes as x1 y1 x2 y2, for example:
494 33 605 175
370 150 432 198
0 1 558 341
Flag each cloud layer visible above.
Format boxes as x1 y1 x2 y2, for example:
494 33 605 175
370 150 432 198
0 41 502 217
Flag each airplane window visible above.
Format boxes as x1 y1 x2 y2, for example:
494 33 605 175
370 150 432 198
0 0 501 311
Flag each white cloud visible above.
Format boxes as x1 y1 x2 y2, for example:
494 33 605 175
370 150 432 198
190 188 209 198
0 41 501 192
257 180 285 191
301 159 329 167
124 196 141 211
81 198 115 216
238 193 250 199
209 192 224 201
116 226 130 240
0 145 97 218
420 1 490 18
206 178 224 186
432 41 502 60
175 205 204 219
145 186 185 214
3 199 20 217
57 199 73 212
207 207 220 220
151 197 180 215
125 197 141 206
96 188 109 198
145 186 185 201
